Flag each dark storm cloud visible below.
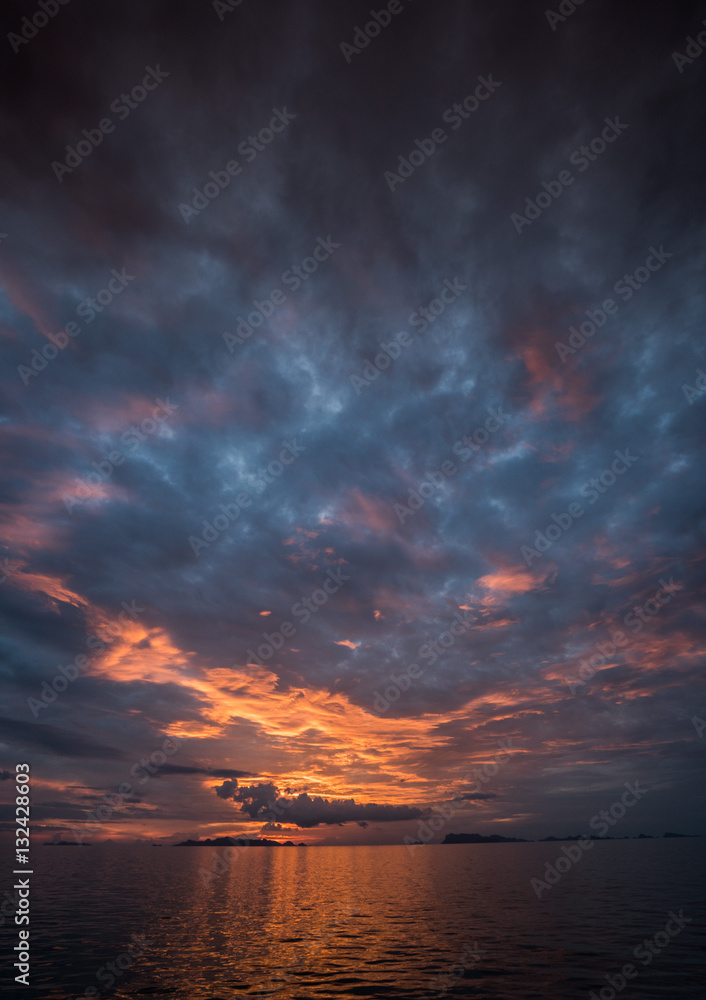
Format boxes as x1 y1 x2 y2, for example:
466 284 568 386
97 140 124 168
0 717 125 760
0 0 704 839
215 780 277 809
216 780 424 827
160 766 254 778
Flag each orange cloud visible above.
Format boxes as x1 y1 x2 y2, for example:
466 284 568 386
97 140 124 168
474 563 554 606
4 567 90 612
514 329 599 422
336 488 398 539
0 259 55 338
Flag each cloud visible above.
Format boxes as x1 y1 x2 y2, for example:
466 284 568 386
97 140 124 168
214 781 277 811
160 766 253 779
0 718 125 760
216 781 424 828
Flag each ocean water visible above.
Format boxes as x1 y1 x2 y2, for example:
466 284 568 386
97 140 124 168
7 838 705 999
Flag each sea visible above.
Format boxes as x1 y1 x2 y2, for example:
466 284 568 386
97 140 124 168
4 838 705 999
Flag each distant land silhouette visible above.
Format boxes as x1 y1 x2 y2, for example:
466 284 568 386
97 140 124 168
37 831 701 848
43 841 91 846
174 831 700 847
443 833 529 844
444 832 700 843
175 837 308 847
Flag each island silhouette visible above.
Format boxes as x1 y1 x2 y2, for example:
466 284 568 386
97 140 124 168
170 831 699 846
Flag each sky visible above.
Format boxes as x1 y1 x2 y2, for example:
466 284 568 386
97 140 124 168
0 0 705 846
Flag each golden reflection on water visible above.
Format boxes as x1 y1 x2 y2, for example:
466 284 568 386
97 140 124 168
171 845 443 996
24 839 706 999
